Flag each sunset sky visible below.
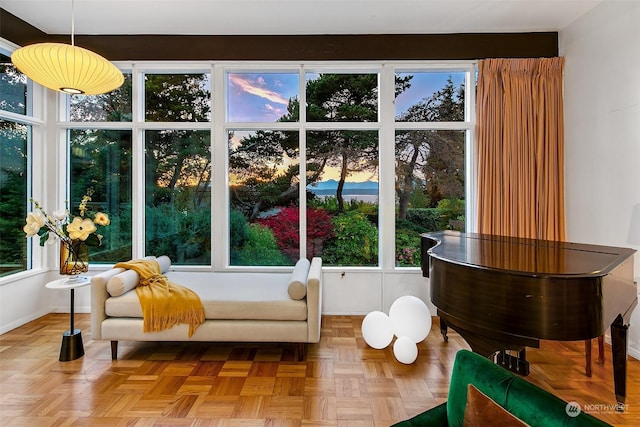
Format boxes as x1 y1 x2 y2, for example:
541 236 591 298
227 71 465 185
226 71 465 123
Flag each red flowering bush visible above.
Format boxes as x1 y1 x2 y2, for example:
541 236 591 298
258 206 334 260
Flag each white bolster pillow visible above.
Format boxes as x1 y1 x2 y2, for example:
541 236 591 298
288 258 311 300
156 255 171 273
105 256 171 297
106 269 139 297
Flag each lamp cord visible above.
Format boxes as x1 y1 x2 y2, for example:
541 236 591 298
71 0 75 46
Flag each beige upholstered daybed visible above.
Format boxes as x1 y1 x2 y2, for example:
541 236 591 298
90 256 323 361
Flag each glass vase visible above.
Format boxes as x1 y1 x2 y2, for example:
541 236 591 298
60 240 89 277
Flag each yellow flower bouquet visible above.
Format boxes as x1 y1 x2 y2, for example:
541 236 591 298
24 188 110 274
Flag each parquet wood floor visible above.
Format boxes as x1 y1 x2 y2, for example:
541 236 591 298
1 314 639 426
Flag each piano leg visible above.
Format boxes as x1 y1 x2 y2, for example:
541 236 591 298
598 335 605 365
585 339 592 377
610 314 628 410
584 335 605 378
440 317 449 343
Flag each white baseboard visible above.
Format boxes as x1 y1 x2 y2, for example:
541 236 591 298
0 308 50 335
47 305 91 314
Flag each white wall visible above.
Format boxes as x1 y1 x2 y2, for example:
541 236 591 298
560 0 640 359
0 271 56 334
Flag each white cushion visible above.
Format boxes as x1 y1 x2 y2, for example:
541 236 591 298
288 258 310 300
156 255 171 273
105 276 307 321
106 269 139 297
105 256 170 297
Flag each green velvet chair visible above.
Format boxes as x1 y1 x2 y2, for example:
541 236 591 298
392 349 611 427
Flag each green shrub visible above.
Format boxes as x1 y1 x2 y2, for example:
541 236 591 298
144 204 211 264
235 224 291 266
322 211 378 266
395 230 421 267
436 198 465 230
405 208 441 232
229 209 249 250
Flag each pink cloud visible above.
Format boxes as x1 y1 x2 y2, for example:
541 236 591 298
229 74 288 105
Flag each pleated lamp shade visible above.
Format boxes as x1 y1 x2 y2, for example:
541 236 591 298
11 42 124 95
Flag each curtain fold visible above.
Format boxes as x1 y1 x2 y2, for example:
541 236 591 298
476 57 565 241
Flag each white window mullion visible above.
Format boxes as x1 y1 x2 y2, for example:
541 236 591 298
299 65 307 260
379 65 397 271
213 65 228 269
466 65 478 233
131 65 146 259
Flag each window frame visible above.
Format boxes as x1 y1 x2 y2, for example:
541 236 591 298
55 60 476 273
0 40 47 281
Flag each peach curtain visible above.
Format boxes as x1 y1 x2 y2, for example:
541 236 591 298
476 57 566 241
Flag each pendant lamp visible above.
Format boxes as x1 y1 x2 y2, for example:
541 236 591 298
10 0 123 95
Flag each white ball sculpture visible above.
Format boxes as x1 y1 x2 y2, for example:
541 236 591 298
388 295 432 344
393 336 418 364
361 311 394 349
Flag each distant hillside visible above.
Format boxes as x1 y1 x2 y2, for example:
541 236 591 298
307 180 379 196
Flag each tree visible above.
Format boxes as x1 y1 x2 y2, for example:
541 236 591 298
69 74 132 121
395 76 465 218
305 74 378 212
0 57 27 114
229 130 299 221
229 73 412 219
258 206 334 260
0 60 28 271
68 73 212 263
144 74 211 209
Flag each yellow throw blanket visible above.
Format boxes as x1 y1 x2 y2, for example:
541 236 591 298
114 259 205 337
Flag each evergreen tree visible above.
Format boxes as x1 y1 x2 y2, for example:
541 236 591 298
395 76 465 218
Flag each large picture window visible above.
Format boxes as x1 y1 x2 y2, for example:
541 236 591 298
55 63 473 271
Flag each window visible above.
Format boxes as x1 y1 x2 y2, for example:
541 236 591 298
69 74 132 122
306 129 379 266
226 71 382 267
227 72 299 122
69 129 133 262
394 72 468 267
68 75 134 264
0 52 31 277
145 74 211 122
67 72 213 265
60 63 473 271
145 129 211 265
143 73 212 265
229 129 299 266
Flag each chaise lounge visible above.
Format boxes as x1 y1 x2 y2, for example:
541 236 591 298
91 256 323 361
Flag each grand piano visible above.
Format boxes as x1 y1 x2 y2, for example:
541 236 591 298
420 230 637 405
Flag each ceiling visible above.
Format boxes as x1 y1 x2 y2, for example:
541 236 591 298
1 0 604 36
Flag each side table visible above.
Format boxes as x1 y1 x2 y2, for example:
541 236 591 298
45 276 91 361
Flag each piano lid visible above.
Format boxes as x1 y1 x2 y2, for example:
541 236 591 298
421 231 636 278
